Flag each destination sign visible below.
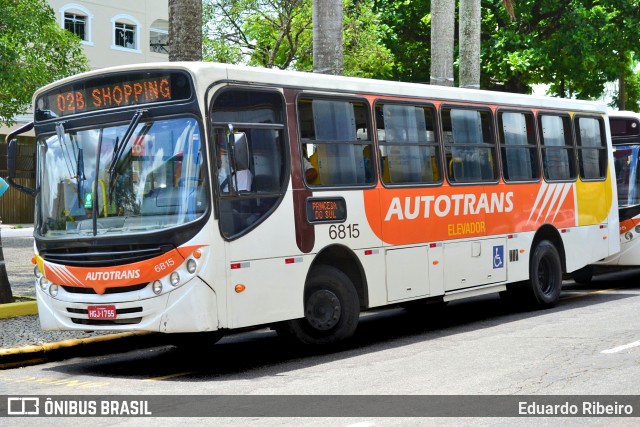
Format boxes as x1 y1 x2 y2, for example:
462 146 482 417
36 71 191 120
305 197 347 224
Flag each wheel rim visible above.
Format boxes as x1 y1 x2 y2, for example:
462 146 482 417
537 256 553 295
305 289 341 330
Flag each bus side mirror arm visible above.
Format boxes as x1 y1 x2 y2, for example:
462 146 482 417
6 121 37 197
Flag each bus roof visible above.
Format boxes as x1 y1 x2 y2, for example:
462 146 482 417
34 62 609 114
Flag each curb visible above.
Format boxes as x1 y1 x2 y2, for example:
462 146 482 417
0 300 38 319
0 331 166 369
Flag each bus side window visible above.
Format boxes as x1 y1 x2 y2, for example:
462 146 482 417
443 107 497 183
298 98 374 187
575 116 607 180
539 114 576 181
498 111 539 181
376 102 441 185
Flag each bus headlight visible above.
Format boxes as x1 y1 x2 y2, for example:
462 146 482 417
152 280 163 295
34 266 42 279
38 277 50 291
49 284 59 297
186 259 197 274
170 272 180 286
624 231 633 241
635 225 640 234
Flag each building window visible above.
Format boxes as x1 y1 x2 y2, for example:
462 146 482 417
64 13 86 40
59 4 93 45
115 22 136 49
111 14 142 53
150 20 169 54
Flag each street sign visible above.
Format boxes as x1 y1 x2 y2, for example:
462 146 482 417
0 177 8 198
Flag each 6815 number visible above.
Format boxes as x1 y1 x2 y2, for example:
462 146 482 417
329 224 360 240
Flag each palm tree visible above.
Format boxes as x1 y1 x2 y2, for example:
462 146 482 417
313 0 343 75
430 0 455 87
433 0 515 88
459 0 481 89
168 0 203 61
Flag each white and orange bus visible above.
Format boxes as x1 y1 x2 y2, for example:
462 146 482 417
573 111 640 282
6 63 619 345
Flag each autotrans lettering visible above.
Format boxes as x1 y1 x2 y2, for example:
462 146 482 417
384 191 514 221
85 270 141 281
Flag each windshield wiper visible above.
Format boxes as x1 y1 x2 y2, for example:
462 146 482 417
55 122 76 180
108 109 145 176
107 109 145 200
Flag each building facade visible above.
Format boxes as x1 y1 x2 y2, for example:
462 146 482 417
1 0 168 223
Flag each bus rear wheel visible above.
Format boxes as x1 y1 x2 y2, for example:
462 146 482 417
279 265 360 345
527 240 562 308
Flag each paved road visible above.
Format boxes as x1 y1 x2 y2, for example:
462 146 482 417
0 271 639 426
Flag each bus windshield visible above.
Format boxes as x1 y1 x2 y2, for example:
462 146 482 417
614 145 640 208
36 116 207 237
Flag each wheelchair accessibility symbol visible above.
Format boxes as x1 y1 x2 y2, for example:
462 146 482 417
493 245 504 269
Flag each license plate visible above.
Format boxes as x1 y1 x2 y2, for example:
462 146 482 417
87 305 116 319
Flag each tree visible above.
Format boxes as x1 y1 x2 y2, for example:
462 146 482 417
203 0 393 79
0 0 88 126
204 0 312 69
168 0 203 61
313 0 343 75
459 0 481 89
430 0 455 86
482 0 640 108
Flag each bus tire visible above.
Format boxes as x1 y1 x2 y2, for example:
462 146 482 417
527 240 562 308
572 265 593 284
280 265 360 345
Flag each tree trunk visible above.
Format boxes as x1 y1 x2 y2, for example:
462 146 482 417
619 72 626 111
459 0 481 89
430 0 455 86
313 0 343 75
168 0 203 61
0 231 14 304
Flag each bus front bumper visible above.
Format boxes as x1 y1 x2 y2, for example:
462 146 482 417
36 277 219 333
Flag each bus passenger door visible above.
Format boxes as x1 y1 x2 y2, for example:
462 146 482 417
385 246 429 301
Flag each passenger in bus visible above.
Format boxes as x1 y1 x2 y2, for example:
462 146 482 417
303 156 318 183
220 167 253 192
306 150 321 185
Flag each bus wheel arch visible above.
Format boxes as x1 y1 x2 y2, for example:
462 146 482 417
277 245 367 345
308 244 369 309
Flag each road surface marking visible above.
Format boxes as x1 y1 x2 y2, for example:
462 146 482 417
560 288 617 300
602 340 640 354
144 371 195 381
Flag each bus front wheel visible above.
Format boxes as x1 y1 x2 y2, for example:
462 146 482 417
527 240 562 308
279 265 360 345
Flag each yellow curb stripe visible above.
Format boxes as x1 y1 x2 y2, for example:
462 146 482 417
560 288 618 301
0 331 152 356
144 371 196 381
0 301 38 319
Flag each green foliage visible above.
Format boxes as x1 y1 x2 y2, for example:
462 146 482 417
482 0 640 103
373 0 432 83
0 0 88 126
203 0 393 78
